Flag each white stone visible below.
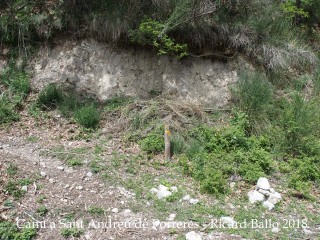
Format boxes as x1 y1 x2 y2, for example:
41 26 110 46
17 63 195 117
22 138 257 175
86 171 93 177
230 182 236 188
220 217 237 227
183 195 191 201
248 190 265 204
256 177 270 190
158 185 169 192
122 209 131 215
49 178 55 183
270 188 275 194
152 219 160 230
258 189 271 196
76 186 83 190
21 186 28 191
170 186 178 192
271 227 280 233
57 166 64 171
189 198 199 204
185 231 202 240
167 213 176 221
40 171 46 177
302 227 314 234
157 188 172 199
267 192 282 205
111 208 119 213
263 201 275 210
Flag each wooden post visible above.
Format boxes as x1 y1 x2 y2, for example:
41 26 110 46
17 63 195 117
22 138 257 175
164 124 171 161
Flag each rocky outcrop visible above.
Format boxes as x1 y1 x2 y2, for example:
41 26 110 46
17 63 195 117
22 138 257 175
30 39 238 107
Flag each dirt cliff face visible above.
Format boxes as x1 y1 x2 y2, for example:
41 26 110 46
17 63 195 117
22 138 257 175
30 39 238 107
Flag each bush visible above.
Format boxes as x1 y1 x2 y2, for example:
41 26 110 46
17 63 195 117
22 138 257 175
0 67 30 97
233 71 273 123
139 133 164 154
0 221 36 240
58 93 80 117
0 102 19 124
36 84 63 110
74 105 100 128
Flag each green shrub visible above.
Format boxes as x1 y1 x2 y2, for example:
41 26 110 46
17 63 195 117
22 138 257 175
199 169 229 196
74 105 100 128
0 68 30 97
139 133 164 154
0 221 36 240
60 228 83 238
0 100 19 124
58 93 80 117
233 71 273 129
36 84 64 110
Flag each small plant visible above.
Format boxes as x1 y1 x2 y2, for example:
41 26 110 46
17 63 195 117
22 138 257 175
36 195 46 203
36 84 63 110
60 228 83 238
5 181 24 199
129 19 188 59
66 158 83 167
139 133 164 154
87 206 104 216
74 104 100 128
0 101 19 124
6 163 18 176
0 221 36 240
26 136 38 143
36 206 48 216
58 93 80 117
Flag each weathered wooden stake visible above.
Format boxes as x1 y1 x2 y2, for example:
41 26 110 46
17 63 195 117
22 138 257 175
164 124 171 161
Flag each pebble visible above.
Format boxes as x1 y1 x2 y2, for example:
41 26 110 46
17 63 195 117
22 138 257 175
189 198 199 204
76 186 83 190
21 186 28 191
167 213 176 221
271 227 280 233
49 178 55 184
256 177 270 190
40 171 46 177
185 231 202 240
248 190 265 204
57 166 64 171
111 208 119 213
262 201 274 210
183 195 191 201
86 171 93 177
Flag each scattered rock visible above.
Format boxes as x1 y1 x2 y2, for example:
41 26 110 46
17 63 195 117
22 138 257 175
189 198 199 204
122 209 131 215
262 201 274 210
220 217 237 227
57 166 64 171
170 186 178 192
167 213 176 221
256 177 270 190
49 178 55 184
182 195 191 201
111 208 119 213
40 171 46 177
21 186 28 192
152 220 160 230
271 227 280 233
302 227 314 234
150 185 174 200
185 231 202 240
230 182 236 188
258 189 270 196
249 178 282 211
76 186 83 190
248 190 265 204
267 192 282 205
86 171 93 177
